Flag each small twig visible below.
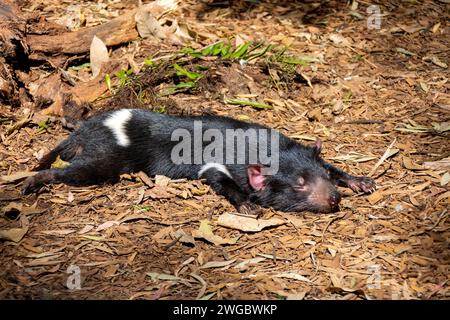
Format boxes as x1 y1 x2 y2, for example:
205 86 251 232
369 138 398 177
163 234 182 250
346 45 378 69
320 212 346 243
345 119 385 125
6 112 33 135
426 210 448 232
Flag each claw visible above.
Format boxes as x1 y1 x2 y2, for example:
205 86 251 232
22 177 36 195
348 176 376 194
238 201 263 218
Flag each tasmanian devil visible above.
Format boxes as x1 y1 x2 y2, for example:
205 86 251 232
22 109 375 214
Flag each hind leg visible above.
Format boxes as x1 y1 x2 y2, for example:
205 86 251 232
22 160 118 194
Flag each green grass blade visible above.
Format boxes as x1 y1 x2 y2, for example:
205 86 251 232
173 63 203 80
224 98 273 110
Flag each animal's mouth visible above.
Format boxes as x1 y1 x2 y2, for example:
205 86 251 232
320 204 340 213
303 203 340 214
305 198 341 213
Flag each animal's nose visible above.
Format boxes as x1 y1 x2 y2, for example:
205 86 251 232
329 192 341 208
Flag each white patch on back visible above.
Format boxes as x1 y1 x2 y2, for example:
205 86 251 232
103 109 132 147
198 163 232 179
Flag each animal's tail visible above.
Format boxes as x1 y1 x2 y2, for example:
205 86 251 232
33 139 80 171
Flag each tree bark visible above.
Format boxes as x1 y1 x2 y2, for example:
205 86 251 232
27 11 139 57
0 0 141 116
0 0 27 106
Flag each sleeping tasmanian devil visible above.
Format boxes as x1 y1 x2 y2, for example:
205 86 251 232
23 109 375 214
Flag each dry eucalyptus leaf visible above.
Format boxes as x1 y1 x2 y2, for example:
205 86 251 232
2 202 23 218
136 171 154 187
332 152 377 163
1 171 37 184
2 202 45 217
419 82 429 93
423 55 448 69
67 191 74 203
152 226 174 240
432 122 450 133
369 139 399 176
217 212 285 232
192 219 238 245
367 191 384 205
155 175 171 187
274 272 312 283
431 22 441 33
285 292 308 300
172 228 195 245
135 1 179 40
329 33 351 46
283 213 304 228
200 259 236 269
135 9 166 39
395 47 416 56
172 20 193 41
40 229 76 236
96 220 120 232
90 35 109 78
147 272 182 281
403 157 425 170
397 24 423 34
441 172 450 186
0 215 29 242
78 225 94 234
145 186 175 199
423 157 450 170
234 257 266 270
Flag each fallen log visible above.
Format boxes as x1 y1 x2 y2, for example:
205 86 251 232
0 0 27 106
27 10 139 56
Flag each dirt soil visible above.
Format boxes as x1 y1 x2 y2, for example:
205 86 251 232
1 0 449 300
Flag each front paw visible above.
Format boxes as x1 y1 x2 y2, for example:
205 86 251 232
238 201 263 217
22 176 40 195
347 176 376 194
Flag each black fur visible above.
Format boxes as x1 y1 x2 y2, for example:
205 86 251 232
23 109 376 213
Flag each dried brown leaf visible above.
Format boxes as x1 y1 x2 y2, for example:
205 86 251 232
1 171 37 184
90 35 109 78
192 220 239 246
217 212 285 232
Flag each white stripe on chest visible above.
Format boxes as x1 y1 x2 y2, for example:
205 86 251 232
103 109 132 147
198 163 232 179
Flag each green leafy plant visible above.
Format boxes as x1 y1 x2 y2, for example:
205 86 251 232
36 118 51 133
181 41 274 62
133 204 153 212
104 74 111 92
173 63 203 81
161 63 204 95
68 62 90 71
143 57 154 66
115 68 134 87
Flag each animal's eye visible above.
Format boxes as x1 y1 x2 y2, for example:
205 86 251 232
297 176 305 186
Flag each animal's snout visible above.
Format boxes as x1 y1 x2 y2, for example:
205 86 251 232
328 191 341 209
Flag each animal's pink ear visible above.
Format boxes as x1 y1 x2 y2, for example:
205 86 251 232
312 138 322 156
247 165 266 191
